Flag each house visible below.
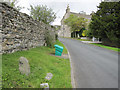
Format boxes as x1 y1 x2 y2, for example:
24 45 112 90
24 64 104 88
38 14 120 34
58 5 93 37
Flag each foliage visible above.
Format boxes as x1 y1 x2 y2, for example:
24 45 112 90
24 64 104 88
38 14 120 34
0 55 1 89
29 5 56 24
82 30 87 36
2 43 72 88
6 0 24 11
89 2 120 46
64 14 88 38
45 30 55 48
86 29 93 38
55 34 58 40
55 26 61 31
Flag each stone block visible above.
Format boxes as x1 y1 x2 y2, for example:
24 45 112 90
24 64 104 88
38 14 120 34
45 73 53 80
6 34 15 39
19 57 30 76
40 83 49 88
6 41 14 45
2 45 8 50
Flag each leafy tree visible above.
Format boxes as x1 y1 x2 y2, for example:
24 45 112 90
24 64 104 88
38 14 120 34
82 30 87 37
55 26 61 31
86 28 93 38
64 14 88 38
89 2 120 47
29 5 56 24
4 0 24 11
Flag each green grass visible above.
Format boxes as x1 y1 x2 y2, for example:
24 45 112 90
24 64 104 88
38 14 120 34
77 39 91 41
0 54 2 89
91 43 120 52
2 41 72 88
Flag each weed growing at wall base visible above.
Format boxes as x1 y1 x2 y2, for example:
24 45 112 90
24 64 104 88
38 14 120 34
45 30 55 48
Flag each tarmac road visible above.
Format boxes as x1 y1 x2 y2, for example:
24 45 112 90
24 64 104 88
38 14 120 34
59 38 118 88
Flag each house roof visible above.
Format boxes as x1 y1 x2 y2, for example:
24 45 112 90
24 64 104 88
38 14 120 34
61 11 92 24
70 12 91 19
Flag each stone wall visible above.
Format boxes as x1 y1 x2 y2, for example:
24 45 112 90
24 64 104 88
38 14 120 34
0 3 55 54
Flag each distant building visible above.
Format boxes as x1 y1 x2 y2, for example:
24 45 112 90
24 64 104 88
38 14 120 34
58 5 93 37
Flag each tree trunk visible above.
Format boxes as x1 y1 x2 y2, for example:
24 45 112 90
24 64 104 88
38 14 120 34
75 31 76 38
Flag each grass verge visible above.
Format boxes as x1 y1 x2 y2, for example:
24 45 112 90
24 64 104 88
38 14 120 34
2 41 72 88
0 54 2 89
90 43 120 52
63 37 91 41
77 39 91 41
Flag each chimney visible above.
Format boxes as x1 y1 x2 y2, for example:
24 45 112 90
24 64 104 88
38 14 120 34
66 4 70 13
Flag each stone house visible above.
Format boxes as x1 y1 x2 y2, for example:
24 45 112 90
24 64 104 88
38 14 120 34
58 5 93 37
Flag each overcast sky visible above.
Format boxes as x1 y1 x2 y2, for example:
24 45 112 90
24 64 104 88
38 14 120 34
16 0 101 25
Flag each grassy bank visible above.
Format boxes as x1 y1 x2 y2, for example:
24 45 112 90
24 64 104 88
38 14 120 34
91 43 120 52
77 39 91 41
2 41 72 88
0 54 1 89
63 37 91 41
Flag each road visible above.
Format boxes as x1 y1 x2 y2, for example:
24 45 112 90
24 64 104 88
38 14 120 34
59 38 118 88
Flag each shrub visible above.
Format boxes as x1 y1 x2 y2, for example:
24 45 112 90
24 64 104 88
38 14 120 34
55 34 58 40
44 30 55 48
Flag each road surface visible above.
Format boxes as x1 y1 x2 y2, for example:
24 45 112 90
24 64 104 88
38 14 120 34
59 38 118 88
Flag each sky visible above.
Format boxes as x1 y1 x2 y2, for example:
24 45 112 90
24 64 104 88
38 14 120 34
16 0 102 25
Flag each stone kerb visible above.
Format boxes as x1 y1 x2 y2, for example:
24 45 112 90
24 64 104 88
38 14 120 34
1 3 55 54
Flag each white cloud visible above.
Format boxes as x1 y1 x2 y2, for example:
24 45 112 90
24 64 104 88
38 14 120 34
17 0 101 25
27 0 100 3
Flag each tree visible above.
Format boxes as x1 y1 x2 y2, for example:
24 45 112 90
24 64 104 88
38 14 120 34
29 5 56 24
89 2 120 47
4 0 24 11
82 30 87 37
55 26 61 31
86 28 93 38
64 14 88 38
10 0 24 11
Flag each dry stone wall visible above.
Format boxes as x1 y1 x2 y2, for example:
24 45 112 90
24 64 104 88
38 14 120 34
0 3 55 54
